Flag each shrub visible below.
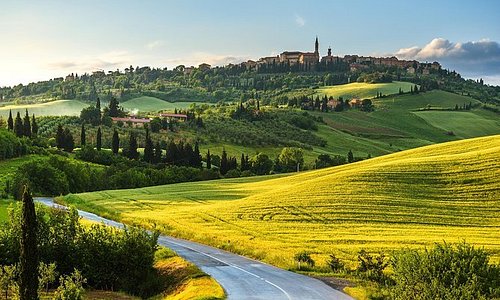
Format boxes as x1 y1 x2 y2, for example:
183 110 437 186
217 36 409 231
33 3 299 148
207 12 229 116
356 250 388 283
294 251 315 270
53 269 86 300
391 242 500 300
224 169 241 178
327 254 344 272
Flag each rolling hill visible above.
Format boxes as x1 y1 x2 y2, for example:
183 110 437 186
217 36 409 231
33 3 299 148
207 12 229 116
315 81 416 99
63 135 500 268
0 100 88 117
121 96 207 113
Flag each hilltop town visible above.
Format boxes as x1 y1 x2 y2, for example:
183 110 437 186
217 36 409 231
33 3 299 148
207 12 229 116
182 37 442 76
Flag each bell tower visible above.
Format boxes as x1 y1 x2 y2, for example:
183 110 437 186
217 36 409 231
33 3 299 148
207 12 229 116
314 36 319 55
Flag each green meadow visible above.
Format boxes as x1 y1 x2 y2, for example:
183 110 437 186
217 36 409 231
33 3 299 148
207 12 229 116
316 81 416 99
0 100 89 117
121 96 208 113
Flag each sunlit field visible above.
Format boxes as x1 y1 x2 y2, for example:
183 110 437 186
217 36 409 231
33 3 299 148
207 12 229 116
0 100 89 117
316 81 416 99
63 135 500 269
121 96 207 113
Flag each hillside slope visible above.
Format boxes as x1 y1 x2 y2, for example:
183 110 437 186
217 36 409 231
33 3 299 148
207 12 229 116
64 135 500 267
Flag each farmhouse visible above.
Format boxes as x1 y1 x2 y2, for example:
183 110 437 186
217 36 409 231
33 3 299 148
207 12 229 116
111 117 150 128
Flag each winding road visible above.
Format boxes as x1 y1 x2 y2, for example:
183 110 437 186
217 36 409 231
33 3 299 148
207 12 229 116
35 197 353 300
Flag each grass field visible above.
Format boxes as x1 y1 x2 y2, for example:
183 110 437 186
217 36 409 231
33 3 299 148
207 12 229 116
309 90 500 158
121 96 208 113
0 100 89 117
63 135 500 270
316 81 416 99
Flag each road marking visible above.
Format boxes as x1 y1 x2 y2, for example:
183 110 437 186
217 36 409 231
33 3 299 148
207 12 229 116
160 237 293 300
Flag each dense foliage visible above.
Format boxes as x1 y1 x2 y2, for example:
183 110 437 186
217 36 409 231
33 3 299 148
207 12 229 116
0 130 30 160
0 205 160 297
390 243 500 300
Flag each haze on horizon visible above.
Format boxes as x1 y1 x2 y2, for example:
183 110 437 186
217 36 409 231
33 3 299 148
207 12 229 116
1 0 499 87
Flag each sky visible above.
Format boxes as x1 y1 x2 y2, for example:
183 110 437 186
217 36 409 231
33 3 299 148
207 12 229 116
1 0 500 87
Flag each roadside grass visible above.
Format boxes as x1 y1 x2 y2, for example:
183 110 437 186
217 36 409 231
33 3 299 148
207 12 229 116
315 81 416 99
0 200 12 223
62 135 500 272
155 255 225 300
121 96 207 113
0 100 88 117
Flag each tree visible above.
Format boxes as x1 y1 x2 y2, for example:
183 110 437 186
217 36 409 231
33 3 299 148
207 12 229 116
250 153 273 175
31 114 38 137
80 124 86 146
80 106 101 126
143 128 154 163
56 125 65 149
153 142 162 164
277 147 304 172
107 97 122 117
7 110 13 131
19 186 39 300
96 127 102 151
206 149 211 169
126 133 139 160
112 129 119 154
220 148 229 175
63 129 74 152
23 109 31 138
96 97 101 111
347 150 354 163
14 112 23 137
192 141 202 168
38 262 57 293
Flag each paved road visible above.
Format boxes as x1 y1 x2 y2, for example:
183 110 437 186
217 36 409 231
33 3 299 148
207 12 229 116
36 197 353 300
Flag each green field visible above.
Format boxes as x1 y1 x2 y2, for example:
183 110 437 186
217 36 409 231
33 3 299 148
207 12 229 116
316 81 416 99
63 135 500 269
308 90 500 158
121 96 208 113
0 100 89 117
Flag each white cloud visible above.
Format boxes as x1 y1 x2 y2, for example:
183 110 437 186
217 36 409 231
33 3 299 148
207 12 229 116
146 40 165 50
163 52 251 68
46 51 135 72
395 38 500 78
295 14 305 27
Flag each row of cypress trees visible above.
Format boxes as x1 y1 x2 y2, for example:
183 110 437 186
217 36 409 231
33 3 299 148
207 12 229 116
6 109 38 138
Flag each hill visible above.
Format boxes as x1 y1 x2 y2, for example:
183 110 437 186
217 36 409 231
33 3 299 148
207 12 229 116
121 96 205 113
315 81 416 99
63 135 500 268
0 100 88 117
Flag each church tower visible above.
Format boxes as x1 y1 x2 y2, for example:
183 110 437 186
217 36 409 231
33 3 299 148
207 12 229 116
314 36 319 55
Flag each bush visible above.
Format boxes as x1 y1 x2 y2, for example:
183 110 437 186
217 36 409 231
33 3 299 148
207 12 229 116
224 169 241 178
356 250 389 283
294 251 315 270
327 254 344 272
53 269 86 300
391 242 500 300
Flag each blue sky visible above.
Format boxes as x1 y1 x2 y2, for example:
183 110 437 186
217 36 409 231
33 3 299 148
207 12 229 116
1 0 500 86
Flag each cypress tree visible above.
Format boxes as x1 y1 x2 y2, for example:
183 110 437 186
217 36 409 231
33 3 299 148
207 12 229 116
206 149 211 169
347 150 354 163
14 112 23 137
80 124 86 146
19 186 39 300
127 133 139 160
31 114 38 137
7 110 13 131
56 125 64 149
96 97 101 111
193 141 202 168
143 127 154 163
154 141 162 164
240 153 246 171
96 127 102 151
112 129 119 154
23 109 31 138
220 148 228 175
